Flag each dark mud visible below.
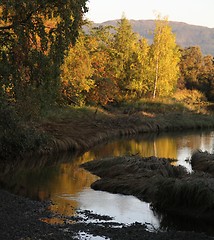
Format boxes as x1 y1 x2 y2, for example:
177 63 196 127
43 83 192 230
1 188 214 240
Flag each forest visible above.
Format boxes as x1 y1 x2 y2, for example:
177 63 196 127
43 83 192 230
0 1 214 159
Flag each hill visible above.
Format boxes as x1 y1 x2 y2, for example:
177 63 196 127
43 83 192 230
95 20 214 56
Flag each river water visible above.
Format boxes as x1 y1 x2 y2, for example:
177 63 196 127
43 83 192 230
1 130 214 231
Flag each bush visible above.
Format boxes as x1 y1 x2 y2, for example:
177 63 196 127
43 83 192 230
0 105 47 160
173 89 207 105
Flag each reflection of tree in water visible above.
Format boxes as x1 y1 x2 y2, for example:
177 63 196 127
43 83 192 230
89 133 178 160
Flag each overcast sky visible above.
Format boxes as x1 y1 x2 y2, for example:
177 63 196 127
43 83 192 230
85 0 214 28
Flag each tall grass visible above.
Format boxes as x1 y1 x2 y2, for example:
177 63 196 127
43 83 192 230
82 154 214 220
191 150 214 176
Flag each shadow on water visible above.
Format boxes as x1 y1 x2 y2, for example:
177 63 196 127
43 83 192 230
0 129 214 234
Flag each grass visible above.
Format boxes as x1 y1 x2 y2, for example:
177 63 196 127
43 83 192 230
1 96 214 160
191 150 214 176
40 105 109 122
82 154 214 221
25 99 214 156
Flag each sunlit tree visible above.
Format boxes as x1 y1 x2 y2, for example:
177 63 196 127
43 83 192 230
60 33 94 106
127 37 150 99
148 16 180 98
111 16 141 100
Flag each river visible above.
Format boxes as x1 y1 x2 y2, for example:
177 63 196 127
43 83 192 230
0 129 214 232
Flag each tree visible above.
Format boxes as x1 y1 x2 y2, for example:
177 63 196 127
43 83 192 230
111 16 142 100
179 46 203 90
179 46 214 101
85 25 119 106
126 37 149 99
0 0 88 115
60 33 94 106
149 16 180 98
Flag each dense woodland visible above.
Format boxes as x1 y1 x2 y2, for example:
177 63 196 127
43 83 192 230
0 1 214 159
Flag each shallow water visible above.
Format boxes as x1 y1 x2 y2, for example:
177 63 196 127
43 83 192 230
1 130 214 232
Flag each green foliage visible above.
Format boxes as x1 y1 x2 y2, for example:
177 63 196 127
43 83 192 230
0 0 89 115
0 1 88 159
111 17 145 100
87 25 119 106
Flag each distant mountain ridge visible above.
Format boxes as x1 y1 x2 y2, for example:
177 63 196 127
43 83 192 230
95 20 214 56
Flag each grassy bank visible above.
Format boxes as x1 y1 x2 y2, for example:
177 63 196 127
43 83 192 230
81 154 214 222
37 99 214 155
1 99 214 160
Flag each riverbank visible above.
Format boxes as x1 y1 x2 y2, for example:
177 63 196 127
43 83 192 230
38 104 214 156
1 104 214 239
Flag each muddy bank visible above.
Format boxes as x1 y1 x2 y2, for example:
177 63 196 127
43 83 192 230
0 188 213 240
81 155 214 223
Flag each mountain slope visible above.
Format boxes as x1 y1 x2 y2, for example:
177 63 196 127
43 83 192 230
97 20 214 56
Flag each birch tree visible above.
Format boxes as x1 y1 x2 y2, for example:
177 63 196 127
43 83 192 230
149 16 180 98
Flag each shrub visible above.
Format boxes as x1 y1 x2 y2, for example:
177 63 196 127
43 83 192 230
173 89 207 105
0 105 47 160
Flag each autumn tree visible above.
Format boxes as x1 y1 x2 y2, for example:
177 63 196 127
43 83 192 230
199 55 214 101
127 37 149 99
111 17 142 101
60 32 94 106
148 16 180 98
86 25 119 106
179 46 214 101
0 0 88 116
179 46 203 90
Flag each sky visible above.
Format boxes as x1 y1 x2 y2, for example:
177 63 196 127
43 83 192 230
85 0 214 28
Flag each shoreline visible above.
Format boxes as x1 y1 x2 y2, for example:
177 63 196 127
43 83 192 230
39 112 214 155
1 111 214 239
0 189 213 240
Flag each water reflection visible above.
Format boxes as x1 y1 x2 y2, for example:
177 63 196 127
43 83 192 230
0 130 214 229
60 188 160 227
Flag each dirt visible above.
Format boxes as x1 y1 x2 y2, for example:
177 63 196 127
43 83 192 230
0 189 213 240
